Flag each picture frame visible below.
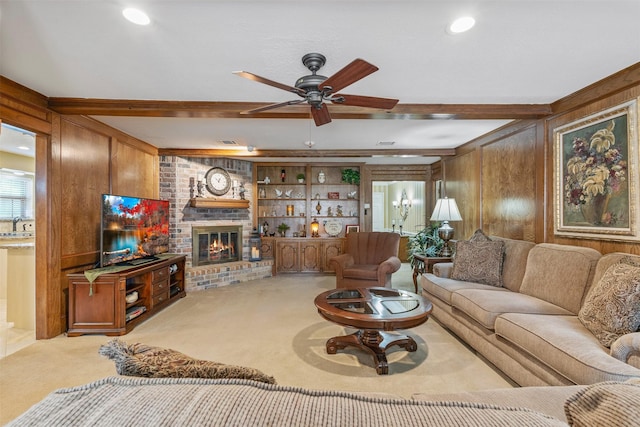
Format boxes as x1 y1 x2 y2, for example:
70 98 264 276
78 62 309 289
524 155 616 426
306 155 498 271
553 99 639 241
346 225 360 234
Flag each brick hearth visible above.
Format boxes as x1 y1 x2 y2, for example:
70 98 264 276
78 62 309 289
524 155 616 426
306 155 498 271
159 156 273 291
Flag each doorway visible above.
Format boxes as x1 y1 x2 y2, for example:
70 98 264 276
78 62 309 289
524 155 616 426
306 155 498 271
0 123 36 357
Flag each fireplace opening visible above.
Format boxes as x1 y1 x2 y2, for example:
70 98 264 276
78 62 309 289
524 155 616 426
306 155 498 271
192 226 242 266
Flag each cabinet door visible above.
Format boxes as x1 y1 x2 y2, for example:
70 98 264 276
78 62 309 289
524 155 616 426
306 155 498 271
276 241 299 273
67 275 125 335
300 241 322 272
322 239 344 273
261 237 275 259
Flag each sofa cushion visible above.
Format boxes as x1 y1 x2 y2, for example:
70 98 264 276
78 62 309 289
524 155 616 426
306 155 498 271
495 313 640 384
578 258 640 348
451 239 505 287
451 289 572 330
564 380 640 427
422 273 507 305
490 237 536 292
519 244 601 314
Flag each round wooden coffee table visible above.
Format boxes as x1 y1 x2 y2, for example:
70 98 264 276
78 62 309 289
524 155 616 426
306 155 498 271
314 287 433 374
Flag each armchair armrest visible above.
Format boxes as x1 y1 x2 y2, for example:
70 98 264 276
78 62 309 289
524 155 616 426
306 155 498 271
377 256 402 284
329 254 355 280
610 332 640 369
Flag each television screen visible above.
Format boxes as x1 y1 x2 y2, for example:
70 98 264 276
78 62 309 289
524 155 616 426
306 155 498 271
101 194 170 267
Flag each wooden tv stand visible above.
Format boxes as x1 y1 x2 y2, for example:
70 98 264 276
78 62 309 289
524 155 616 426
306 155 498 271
67 255 186 337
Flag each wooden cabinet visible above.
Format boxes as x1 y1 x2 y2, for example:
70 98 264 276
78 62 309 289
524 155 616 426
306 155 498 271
275 238 344 274
67 255 186 336
254 163 361 239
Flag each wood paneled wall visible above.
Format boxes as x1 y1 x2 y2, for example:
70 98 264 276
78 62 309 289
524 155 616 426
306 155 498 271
1 77 160 338
443 63 640 256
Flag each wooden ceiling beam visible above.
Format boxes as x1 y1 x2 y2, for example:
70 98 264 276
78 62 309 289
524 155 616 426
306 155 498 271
157 148 457 158
48 98 552 120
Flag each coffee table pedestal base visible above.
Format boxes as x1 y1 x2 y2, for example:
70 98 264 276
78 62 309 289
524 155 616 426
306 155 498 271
326 329 418 375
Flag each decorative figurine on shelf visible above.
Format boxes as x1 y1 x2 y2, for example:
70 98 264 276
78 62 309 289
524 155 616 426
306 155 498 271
275 189 283 198
259 188 266 198
327 206 333 216
262 221 269 236
316 200 322 215
336 205 343 217
281 169 286 182
189 177 196 199
318 170 326 183
347 190 357 199
264 176 271 184
238 182 246 200
315 193 320 200
285 189 293 198
197 180 205 198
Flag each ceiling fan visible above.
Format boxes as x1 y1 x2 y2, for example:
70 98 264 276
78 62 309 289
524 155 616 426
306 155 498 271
233 53 399 126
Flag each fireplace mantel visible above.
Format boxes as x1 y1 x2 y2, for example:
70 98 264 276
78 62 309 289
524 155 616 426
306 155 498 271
189 198 250 209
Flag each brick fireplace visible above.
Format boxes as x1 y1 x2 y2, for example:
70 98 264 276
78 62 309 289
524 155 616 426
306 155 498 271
159 156 273 291
192 225 242 266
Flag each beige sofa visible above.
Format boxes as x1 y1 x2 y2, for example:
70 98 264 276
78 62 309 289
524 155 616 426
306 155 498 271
421 238 640 387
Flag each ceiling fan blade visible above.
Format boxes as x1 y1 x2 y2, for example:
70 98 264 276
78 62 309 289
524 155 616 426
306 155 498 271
233 71 306 96
333 94 399 110
319 59 378 93
311 104 332 126
241 99 306 114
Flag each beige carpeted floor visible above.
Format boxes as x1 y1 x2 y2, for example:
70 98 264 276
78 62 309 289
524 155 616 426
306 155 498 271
0 264 513 424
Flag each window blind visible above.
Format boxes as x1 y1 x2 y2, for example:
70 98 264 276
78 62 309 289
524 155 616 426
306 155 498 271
0 171 34 219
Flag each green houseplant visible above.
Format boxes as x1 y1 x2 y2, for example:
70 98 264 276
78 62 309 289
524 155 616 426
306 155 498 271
341 168 360 185
407 224 444 262
296 173 305 183
277 222 290 237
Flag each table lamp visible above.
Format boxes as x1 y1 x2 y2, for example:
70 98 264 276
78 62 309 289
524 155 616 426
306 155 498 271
430 197 462 257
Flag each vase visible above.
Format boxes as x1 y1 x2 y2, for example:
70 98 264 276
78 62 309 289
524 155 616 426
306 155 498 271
580 193 611 225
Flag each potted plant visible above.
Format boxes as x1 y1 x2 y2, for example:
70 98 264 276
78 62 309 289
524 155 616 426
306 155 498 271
296 173 305 183
407 224 444 263
341 168 360 185
277 222 290 237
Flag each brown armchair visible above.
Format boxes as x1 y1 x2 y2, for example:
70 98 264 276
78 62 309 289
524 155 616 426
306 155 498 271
330 232 402 288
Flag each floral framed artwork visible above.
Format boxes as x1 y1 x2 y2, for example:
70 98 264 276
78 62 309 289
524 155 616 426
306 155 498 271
346 225 360 234
554 99 639 241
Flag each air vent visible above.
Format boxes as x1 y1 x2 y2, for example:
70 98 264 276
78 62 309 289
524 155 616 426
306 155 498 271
219 140 237 145
376 141 396 146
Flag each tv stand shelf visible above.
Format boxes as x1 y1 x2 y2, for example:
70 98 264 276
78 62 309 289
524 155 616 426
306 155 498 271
67 255 186 336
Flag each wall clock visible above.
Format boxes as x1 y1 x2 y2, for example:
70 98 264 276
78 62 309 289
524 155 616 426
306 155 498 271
204 167 232 196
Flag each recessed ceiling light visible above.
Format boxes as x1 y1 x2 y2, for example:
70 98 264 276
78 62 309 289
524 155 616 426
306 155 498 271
377 141 396 146
122 8 150 26
17 146 30 151
448 16 475 34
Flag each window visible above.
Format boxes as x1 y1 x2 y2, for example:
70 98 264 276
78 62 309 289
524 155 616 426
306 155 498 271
0 170 34 219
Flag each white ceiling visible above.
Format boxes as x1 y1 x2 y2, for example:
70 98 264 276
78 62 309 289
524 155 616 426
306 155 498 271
1 0 639 164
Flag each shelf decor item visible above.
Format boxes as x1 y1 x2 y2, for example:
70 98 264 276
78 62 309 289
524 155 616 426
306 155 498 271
318 170 326 183
324 219 342 237
204 167 232 196
277 223 290 237
296 173 305 183
286 204 294 216
311 218 320 237
341 168 360 185
316 201 322 214
328 192 339 199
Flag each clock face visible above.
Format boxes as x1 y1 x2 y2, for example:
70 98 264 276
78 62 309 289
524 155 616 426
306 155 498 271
204 167 232 196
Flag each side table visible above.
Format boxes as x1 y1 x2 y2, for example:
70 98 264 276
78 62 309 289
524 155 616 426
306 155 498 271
411 255 452 292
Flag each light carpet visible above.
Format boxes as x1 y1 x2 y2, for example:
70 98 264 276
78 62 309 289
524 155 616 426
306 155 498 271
0 264 513 424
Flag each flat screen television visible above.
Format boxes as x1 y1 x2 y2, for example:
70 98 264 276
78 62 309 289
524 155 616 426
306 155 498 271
100 194 170 267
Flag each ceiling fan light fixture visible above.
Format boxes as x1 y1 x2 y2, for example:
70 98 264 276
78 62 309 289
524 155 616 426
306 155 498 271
122 8 151 26
448 16 475 34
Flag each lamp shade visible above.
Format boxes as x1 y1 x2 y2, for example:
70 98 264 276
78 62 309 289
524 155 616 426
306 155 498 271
430 197 462 222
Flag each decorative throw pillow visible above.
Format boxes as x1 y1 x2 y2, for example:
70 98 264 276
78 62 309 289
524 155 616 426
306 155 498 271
451 238 505 287
564 381 640 427
99 339 276 384
578 257 640 348
468 229 492 243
